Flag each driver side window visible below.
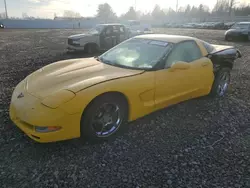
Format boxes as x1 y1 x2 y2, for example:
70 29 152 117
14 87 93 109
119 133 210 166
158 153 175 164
105 26 112 35
165 41 202 68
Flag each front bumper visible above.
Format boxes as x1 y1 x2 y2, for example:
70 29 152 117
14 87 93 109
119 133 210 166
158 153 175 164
67 44 85 51
9 82 81 143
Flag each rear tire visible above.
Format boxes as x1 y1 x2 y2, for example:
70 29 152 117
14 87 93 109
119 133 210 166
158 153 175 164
80 94 128 142
210 67 231 97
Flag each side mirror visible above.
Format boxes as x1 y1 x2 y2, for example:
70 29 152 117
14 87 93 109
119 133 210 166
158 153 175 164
170 61 190 70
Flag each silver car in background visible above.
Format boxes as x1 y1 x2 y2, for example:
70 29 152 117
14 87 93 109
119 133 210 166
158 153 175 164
0 23 5 29
225 22 250 41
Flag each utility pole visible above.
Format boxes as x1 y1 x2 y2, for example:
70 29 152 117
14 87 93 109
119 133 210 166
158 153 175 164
134 0 136 11
4 0 8 19
176 0 178 12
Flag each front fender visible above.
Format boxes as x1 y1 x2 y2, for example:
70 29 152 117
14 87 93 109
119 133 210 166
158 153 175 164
80 35 99 47
59 72 155 121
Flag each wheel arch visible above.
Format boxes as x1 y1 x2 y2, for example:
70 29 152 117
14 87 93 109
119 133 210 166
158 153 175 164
219 61 233 69
80 91 130 122
84 42 99 51
213 61 233 73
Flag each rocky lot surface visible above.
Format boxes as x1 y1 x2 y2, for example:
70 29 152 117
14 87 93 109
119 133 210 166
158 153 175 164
0 28 250 188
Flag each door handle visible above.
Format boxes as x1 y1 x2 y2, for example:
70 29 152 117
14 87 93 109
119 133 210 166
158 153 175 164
201 62 209 66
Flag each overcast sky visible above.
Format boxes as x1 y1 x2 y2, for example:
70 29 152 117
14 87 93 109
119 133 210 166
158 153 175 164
1 0 250 18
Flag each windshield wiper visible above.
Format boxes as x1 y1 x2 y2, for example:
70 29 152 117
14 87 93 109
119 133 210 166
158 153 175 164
97 57 114 65
95 56 116 65
94 56 102 62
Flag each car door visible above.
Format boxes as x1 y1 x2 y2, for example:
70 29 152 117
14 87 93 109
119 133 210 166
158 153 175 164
112 25 120 46
100 26 113 50
154 40 214 110
119 25 127 42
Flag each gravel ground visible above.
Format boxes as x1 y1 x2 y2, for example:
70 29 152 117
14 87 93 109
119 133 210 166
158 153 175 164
0 28 250 188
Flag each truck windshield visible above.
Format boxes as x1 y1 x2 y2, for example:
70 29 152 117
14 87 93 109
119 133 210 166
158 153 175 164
88 25 105 34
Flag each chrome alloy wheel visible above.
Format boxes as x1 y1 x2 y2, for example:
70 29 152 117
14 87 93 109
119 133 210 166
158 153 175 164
91 103 122 137
217 71 230 96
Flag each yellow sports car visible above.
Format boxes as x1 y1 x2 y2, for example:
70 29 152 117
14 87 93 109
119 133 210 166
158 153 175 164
9 34 241 143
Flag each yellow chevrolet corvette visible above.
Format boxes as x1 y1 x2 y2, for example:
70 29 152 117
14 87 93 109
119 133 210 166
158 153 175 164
9 34 241 143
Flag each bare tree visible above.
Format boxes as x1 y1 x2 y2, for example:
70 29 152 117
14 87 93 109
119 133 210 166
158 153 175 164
121 6 137 20
212 0 229 15
185 4 191 14
229 0 237 16
96 3 117 23
138 12 152 21
22 12 28 19
63 10 81 18
0 12 6 19
151 5 166 20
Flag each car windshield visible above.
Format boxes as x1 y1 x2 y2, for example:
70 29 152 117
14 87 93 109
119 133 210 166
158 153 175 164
99 38 172 70
88 25 104 34
232 23 250 29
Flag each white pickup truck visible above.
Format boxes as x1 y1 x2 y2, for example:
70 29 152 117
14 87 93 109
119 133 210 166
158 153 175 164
67 23 131 54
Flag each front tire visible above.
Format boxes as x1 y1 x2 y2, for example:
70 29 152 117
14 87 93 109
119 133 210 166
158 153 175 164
80 94 128 142
85 43 98 54
225 35 230 41
210 67 231 97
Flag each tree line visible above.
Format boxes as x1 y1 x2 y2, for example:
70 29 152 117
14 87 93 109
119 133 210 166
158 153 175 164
91 0 250 22
1 0 250 20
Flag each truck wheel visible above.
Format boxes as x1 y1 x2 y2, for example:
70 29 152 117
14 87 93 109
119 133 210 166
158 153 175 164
85 43 98 54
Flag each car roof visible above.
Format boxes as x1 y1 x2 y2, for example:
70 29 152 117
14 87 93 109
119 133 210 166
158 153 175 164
237 22 250 24
134 34 197 43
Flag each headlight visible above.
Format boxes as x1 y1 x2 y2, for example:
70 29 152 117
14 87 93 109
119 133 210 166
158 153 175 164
35 126 61 133
41 90 75 109
72 40 80 44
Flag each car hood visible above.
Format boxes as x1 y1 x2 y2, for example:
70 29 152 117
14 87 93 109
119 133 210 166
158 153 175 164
210 44 241 59
26 58 144 98
226 28 246 33
211 44 235 53
68 33 96 39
